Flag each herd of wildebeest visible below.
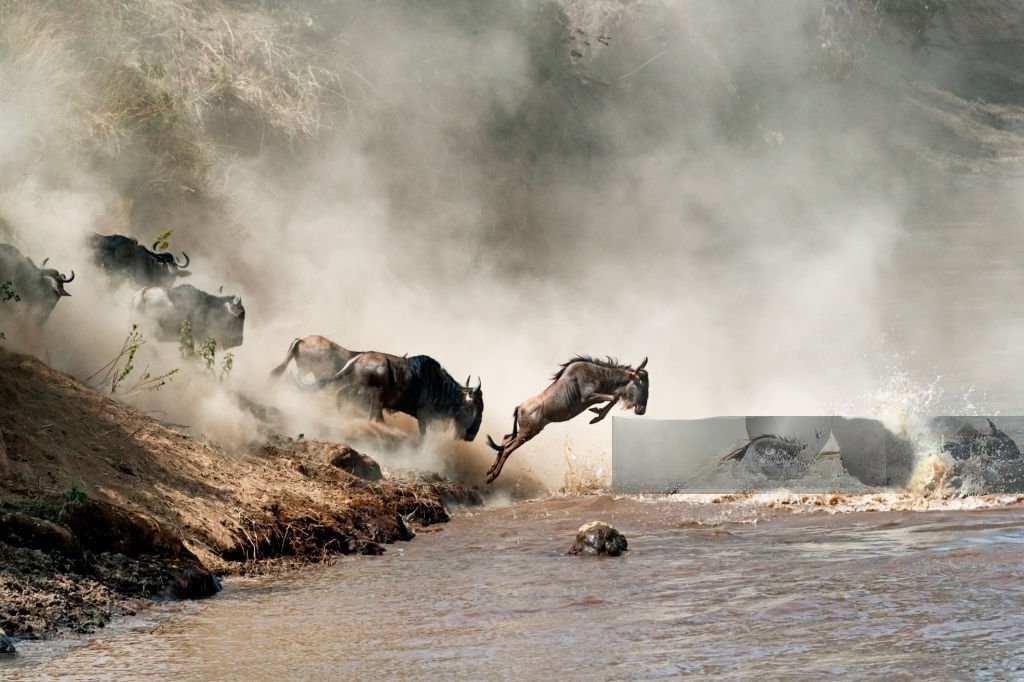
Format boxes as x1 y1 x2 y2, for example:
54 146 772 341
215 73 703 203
4 234 1024 490
0 233 650 483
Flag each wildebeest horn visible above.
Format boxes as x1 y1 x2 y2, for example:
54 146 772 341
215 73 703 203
152 240 161 251
635 357 648 373
59 270 75 283
475 376 482 391
175 252 190 268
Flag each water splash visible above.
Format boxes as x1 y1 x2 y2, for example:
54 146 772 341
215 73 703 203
866 369 943 437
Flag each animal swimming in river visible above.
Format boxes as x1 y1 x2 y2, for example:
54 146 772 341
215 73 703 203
485 355 648 484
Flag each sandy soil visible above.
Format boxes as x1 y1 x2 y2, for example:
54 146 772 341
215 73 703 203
0 347 483 640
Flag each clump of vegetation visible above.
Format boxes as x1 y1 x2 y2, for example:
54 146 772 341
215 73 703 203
0 280 19 341
18 486 88 523
0 0 354 231
177 320 233 382
151 228 173 253
85 324 179 395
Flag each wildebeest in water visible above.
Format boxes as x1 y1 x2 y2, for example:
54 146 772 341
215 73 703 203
89 233 190 288
269 335 361 385
0 243 75 328
131 284 245 350
485 355 649 484
719 433 813 480
326 351 484 442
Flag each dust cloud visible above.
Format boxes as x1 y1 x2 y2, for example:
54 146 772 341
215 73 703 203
1 1 1021 490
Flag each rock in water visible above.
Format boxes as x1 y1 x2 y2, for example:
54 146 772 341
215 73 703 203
568 521 628 556
1 629 16 655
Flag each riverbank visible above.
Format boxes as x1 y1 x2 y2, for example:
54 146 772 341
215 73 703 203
0 347 483 640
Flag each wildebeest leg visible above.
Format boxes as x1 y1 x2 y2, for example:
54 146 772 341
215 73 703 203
367 392 385 423
486 429 537 484
485 407 545 484
588 396 619 424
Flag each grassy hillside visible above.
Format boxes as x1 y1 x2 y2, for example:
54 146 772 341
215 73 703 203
4 0 1019 244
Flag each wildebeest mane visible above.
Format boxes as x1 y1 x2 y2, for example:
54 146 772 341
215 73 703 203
552 355 633 380
407 354 464 408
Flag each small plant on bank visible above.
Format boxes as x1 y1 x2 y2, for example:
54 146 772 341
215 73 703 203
85 324 179 395
1 280 20 341
56 487 88 521
152 229 173 252
17 486 88 523
178 320 233 382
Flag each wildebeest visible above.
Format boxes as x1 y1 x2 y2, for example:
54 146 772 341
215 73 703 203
89 233 190 287
719 433 812 480
485 356 649 484
941 418 1022 462
130 283 245 349
269 335 361 385
940 419 1024 494
327 351 484 441
0 243 75 327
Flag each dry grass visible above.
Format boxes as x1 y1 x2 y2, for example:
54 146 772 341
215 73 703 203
0 0 359 227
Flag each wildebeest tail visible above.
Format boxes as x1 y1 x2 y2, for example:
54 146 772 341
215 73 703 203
719 441 753 463
485 407 519 452
321 352 362 388
269 338 302 378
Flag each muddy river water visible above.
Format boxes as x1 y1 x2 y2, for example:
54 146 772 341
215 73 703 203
5 493 1024 680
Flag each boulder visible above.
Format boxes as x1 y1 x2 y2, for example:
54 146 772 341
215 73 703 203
568 521 628 557
329 445 383 481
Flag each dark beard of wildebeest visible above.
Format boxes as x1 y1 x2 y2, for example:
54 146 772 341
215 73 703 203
485 356 649 484
130 283 245 350
268 335 362 388
89 233 191 288
0 243 75 327
324 351 484 442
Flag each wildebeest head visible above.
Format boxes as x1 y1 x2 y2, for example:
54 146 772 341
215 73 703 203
619 357 649 415
39 258 75 298
0 245 74 326
456 376 485 441
219 294 245 348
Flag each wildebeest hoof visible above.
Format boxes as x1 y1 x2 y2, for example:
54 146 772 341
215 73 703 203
568 520 628 556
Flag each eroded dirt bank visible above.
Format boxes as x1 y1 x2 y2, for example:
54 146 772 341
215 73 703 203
0 347 482 639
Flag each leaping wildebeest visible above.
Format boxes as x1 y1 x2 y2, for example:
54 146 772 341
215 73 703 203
131 283 245 350
327 351 484 442
89 233 191 288
485 355 649 484
269 335 362 385
0 243 75 327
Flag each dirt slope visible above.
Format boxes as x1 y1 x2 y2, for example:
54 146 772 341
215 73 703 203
0 347 481 638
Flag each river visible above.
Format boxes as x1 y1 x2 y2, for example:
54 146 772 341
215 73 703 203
5 493 1024 681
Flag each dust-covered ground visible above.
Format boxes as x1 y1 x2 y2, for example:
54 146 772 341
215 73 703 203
0 346 485 640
